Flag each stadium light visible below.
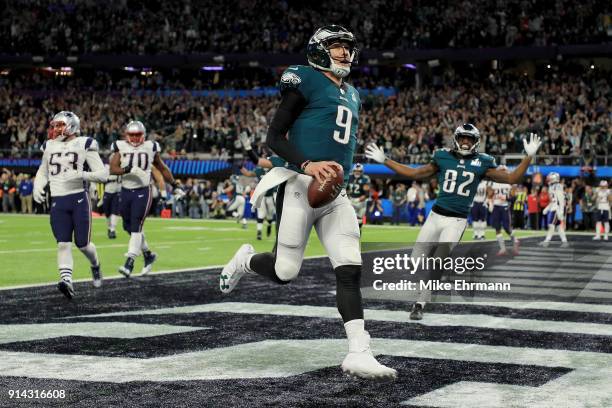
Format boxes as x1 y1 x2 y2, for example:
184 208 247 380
590 64 595 69
202 66 224 71
123 66 138 72
546 64 551 69
403 64 417 70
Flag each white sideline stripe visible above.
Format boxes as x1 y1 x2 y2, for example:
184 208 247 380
0 237 247 254
481 271 612 283
1 338 610 383
0 322 206 344
0 254 327 291
359 290 612 314
65 302 612 336
488 265 612 275
478 277 612 290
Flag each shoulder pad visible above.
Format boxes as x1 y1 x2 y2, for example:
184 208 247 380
153 141 161 153
279 65 310 93
84 137 98 151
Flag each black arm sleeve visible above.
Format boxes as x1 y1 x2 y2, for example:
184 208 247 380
266 89 308 167
246 149 259 164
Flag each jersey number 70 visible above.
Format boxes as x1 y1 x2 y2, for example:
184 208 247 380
442 169 475 197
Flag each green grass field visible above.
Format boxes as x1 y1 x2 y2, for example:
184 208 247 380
0 214 543 287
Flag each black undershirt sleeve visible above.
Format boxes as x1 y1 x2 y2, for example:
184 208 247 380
266 89 308 167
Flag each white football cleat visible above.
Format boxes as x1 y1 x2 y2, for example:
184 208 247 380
593 236 601 241
512 239 520 256
538 240 550 247
220 244 255 294
341 331 397 381
561 242 570 248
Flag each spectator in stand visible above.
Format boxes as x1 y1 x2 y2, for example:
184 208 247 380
527 187 540 230
1 170 16 213
581 185 596 230
391 184 406 225
512 185 527 229
18 174 33 214
539 185 551 229
407 181 419 226
368 191 384 225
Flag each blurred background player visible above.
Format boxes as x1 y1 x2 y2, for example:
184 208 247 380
33 111 108 298
366 127 541 319
347 163 370 230
471 180 488 240
220 25 397 380
593 180 611 241
110 120 174 277
102 163 121 239
488 168 520 256
239 132 284 240
539 172 569 247
224 174 249 228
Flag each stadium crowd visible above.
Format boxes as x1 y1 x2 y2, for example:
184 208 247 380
1 69 610 163
0 165 603 233
1 0 610 55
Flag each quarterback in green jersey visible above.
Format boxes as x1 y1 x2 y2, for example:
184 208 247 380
366 124 542 319
221 25 396 380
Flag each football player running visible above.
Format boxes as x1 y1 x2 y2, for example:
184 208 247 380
488 169 520 256
33 111 108 299
366 126 541 319
539 172 569 247
220 25 397 380
110 121 174 277
592 180 611 241
347 163 370 230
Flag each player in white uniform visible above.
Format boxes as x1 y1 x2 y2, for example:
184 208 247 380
109 121 175 277
489 172 520 256
593 180 611 240
470 180 488 239
539 172 569 247
33 111 108 299
225 175 250 228
102 163 121 239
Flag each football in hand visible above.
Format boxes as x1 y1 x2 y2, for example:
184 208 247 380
307 168 344 208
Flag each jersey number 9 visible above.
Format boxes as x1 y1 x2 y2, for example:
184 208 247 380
333 106 352 145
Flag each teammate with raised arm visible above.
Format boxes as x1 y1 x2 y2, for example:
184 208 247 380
110 121 175 277
220 25 397 380
366 125 541 319
33 111 108 299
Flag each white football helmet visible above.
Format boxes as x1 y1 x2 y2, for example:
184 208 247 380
600 180 608 188
125 120 146 146
353 163 364 176
50 111 80 141
547 172 560 184
453 124 480 156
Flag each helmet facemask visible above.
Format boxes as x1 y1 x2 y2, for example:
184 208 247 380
307 26 359 79
125 120 146 146
453 123 481 156
50 111 80 141
454 133 479 156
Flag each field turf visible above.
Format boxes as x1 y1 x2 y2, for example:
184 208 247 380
0 214 542 287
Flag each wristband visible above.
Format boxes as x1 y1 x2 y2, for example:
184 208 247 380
122 166 132 175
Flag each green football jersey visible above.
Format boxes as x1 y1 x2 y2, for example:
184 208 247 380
431 148 497 216
347 174 370 198
279 65 361 183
